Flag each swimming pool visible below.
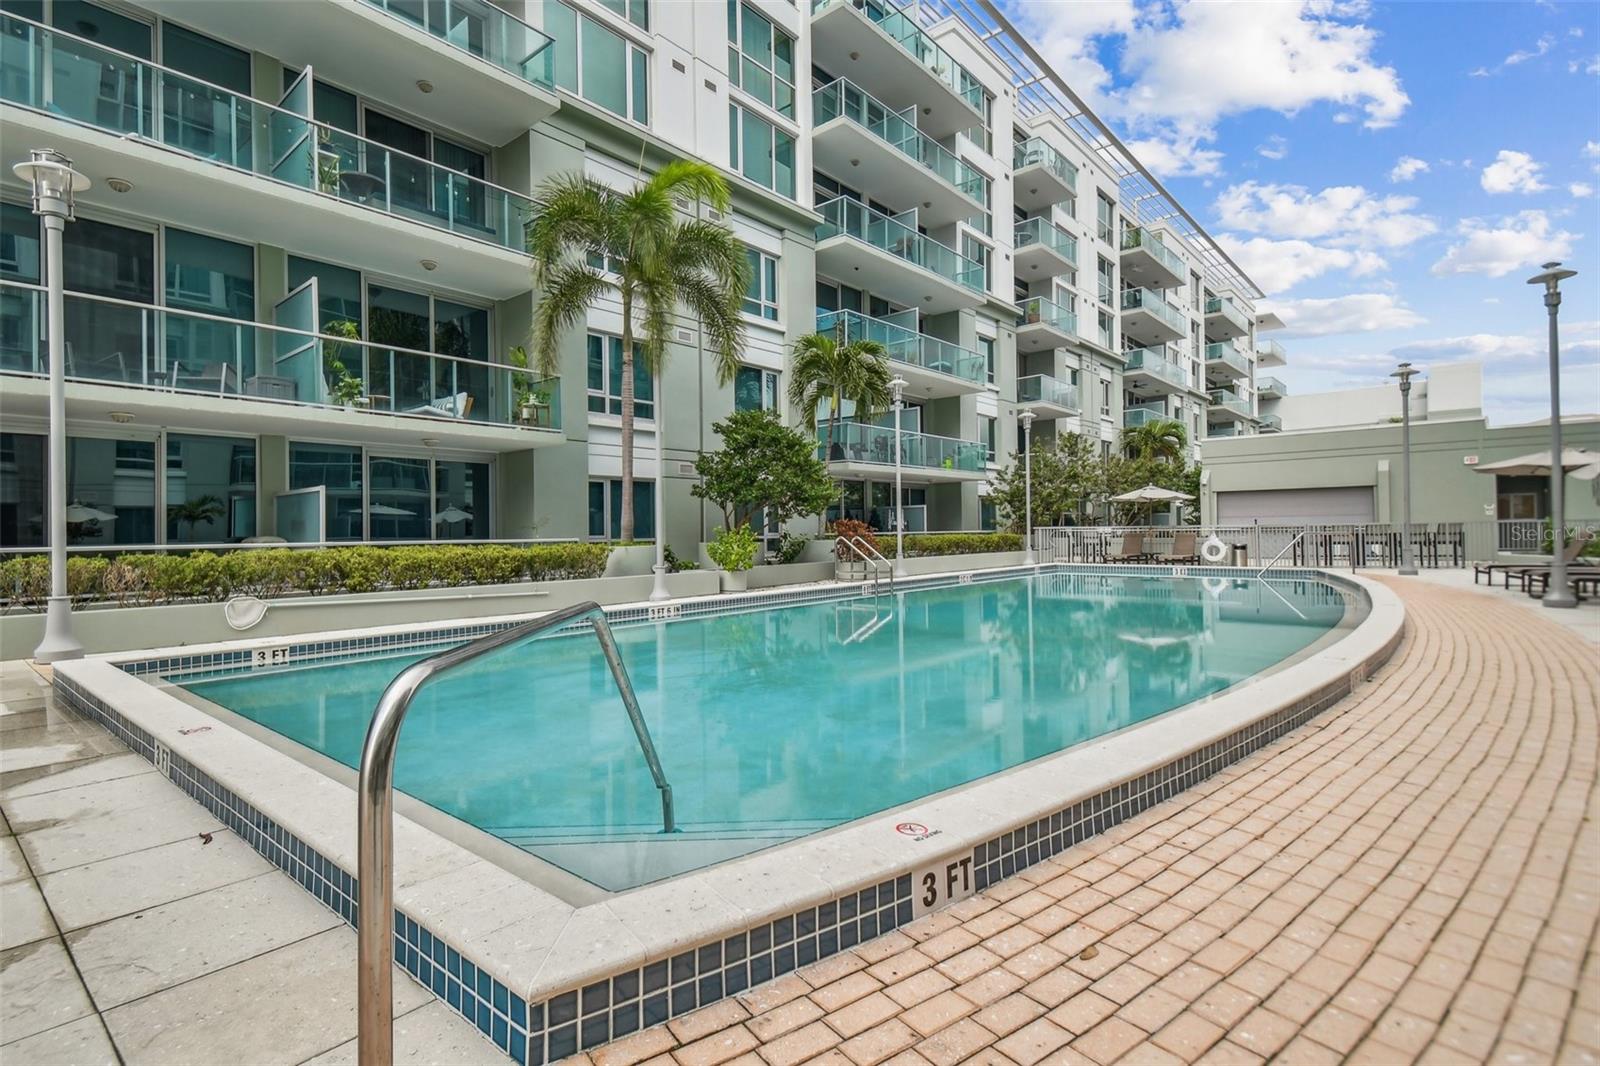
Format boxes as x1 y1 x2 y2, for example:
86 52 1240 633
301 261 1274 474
171 570 1354 891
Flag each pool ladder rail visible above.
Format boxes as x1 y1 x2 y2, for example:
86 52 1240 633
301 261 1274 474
836 534 895 592
355 601 673 1066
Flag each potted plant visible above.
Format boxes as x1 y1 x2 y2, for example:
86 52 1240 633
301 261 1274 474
507 345 551 427
314 125 341 194
322 320 367 409
705 523 758 592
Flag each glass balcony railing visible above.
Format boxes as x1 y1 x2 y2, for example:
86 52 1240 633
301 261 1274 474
1203 343 1251 376
1012 137 1077 189
1207 424 1239 438
1208 389 1252 419
1017 374 1079 412
1013 218 1077 262
1205 296 1250 334
811 0 984 112
816 310 985 385
0 281 560 430
0 13 535 251
1120 226 1185 276
1121 287 1185 333
1124 347 1188 388
1257 338 1287 362
1123 404 1168 428
1259 413 1282 431
1015 296 1077 337
1257 375 1288 396
813 78 985 203
815 197 986 291
358 0 555 87
818 421 987 473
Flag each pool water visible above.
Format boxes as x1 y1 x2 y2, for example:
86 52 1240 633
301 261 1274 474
176 572 1352 890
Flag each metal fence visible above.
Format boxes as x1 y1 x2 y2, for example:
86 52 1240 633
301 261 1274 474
1033 520 1588 570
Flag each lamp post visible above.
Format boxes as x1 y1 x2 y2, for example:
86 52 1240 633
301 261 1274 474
1020 410 1036 565
1527 261 1578 609
649 366 671 602
1390 362 1418 576
14 149 89 663
890 375 908 578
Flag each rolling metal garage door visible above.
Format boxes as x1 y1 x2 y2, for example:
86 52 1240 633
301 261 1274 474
1216 487 1376 524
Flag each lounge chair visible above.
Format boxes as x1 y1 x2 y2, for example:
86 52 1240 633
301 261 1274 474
1474 530 1592 585
1160 530 1199 564
1107 532 1150 563
407 392 473 419
1523 567 1600 600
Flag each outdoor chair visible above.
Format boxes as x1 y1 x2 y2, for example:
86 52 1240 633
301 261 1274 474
1160 530 1199 564
1107 532 1151 563
1522 567 1600 600
407 392 474 420
1473 530 1591 584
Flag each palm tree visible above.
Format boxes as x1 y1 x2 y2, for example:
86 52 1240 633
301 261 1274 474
1121 418 1188 464
527 160 748 541
168 495 225 540
786 333 892 460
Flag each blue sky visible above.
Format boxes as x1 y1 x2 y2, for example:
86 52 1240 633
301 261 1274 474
1002 0 1600 423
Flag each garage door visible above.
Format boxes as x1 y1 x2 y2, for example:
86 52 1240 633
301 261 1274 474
1216 487 1375 524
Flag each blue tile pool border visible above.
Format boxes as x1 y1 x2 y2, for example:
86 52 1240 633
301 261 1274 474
56 564 1395 1064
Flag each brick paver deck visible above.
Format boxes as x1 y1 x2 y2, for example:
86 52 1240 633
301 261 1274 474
573 577 1600 1066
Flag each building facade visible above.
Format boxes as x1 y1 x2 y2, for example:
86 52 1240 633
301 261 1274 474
0 0 1272 554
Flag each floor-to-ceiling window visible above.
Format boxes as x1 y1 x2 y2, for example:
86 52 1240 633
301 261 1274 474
164 228 255 392
165 433 255 543
288 442 492 541
61 216 155 386
587 479 654 540
290 442 364 541
368 455 431 540
0 432 46 547
435 460 490 540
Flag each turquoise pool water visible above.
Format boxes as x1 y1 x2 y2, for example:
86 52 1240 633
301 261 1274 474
175 572 1353 890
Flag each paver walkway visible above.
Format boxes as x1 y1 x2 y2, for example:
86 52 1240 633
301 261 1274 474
573 577 1600 1066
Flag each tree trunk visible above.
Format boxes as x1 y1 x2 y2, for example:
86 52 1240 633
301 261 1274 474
619 290 635 542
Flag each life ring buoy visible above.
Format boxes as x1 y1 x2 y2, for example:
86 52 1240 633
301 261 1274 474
1202 576 1228 599
1200 535 1229 564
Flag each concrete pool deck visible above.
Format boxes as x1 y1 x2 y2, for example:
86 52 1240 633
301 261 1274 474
1 574 1594 1064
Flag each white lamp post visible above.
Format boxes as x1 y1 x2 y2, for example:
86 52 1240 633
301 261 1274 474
15 149 90 663
890 375 907 578
1527 261 1578 609
649 366 670 602
1390 362 1418 576
1020 410 1037 565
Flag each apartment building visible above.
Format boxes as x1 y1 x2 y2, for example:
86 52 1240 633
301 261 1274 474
0 0 1272 554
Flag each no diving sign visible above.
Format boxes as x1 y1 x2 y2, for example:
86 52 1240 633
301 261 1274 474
892 820 976 917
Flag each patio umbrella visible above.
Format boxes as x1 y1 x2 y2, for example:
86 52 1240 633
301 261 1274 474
1473 448 1600 481
65 503 117 523
1111 484 1194 525
434 506 472 525
368 503 416 538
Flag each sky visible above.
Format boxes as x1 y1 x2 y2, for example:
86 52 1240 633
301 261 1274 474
999 0 1600 425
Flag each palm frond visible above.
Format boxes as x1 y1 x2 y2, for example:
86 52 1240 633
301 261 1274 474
648 159 733 215
530 262 611 377
526 174 611 286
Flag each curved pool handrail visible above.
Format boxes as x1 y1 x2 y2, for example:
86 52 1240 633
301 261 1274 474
356 601 672 1066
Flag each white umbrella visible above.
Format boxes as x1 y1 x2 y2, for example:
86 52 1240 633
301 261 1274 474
434 506 472 524
367 504 416 516
1110 485 1195 502
1473 448 1600 480
65 503 116 523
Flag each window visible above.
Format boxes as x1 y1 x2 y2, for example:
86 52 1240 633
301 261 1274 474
586 333 654 418
1097 255 1115 305
979 336 995 385
599 0 648 29
980 498 997 531
743 248 779 320
729 104 796 198
545 1 649 123
1100 379 1111 417
588 479 654 539
368 456 432 540
0 433 44 547
1 201 41 283
961 233 991 290
291 442 364 541
1190 271 1202 312
1098 309 1114 350
728 1 795 118
735 366 780 412
165 433 256 544
436 459 491 540
1096 191 1116 245
980 415 996 463
1062 189 1077 220
288 256 362 333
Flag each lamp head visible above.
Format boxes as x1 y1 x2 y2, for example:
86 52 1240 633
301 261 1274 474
12 149 89 221
1526 261 1577 290
1019 410 1036 429
889 375 907 403
1390 360 1418 395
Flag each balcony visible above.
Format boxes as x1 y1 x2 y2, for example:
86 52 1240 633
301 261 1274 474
1257 338 1287 368
1203 342 1251 382
1204 296 1251 341
1123 347 1188 397
0 281 562 451
810 0 984 139
1257 375 1287 399
0 16 534 299
1017 375 1079 419
1259 413 1282 433
137 0 558 144
817 310 986 398
1208 388 1253 423
1014 297 1077 354
1123 404 1170 428
817 421 988 483
1012 137 1077 212
1120 287 1186 346
1013 218 1077 281
812 78 985 227
1119 227 1185 291
1206 424 1240 438
815 197 985 313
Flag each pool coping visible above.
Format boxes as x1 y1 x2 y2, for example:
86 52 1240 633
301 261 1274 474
49 564 1404 1065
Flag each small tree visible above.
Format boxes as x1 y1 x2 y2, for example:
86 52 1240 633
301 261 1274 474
989 434 1107 532
786 333 891 458
691 409 838 531
168 495 225 540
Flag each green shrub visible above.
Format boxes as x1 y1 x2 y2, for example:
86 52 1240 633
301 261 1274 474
663 545 700 572
773 531 810 565
893 533 1023 558
705 524 758 572
0 543 612 611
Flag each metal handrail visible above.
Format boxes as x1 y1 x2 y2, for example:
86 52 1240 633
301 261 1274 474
1257 531 1305 577
356 601 671 1066
836 535 893 591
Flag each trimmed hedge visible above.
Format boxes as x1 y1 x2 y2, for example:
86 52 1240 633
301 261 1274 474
895 533 1023 558
0 544 611 611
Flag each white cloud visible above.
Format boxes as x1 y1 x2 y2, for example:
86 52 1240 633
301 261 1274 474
1480 150 1549 194
1572 182 1596 199
1431 210 1578 278
1123 133 1224 179
1388 156 1429 183
1572 55 1600 75
1392 325 1599 369
1503 33 1556 66
1213 181 1437 248
1256 135 1290 161
1264 293 1426 337
1585 141 1600 159
1217 236 1385 295
1004 0 1135 113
